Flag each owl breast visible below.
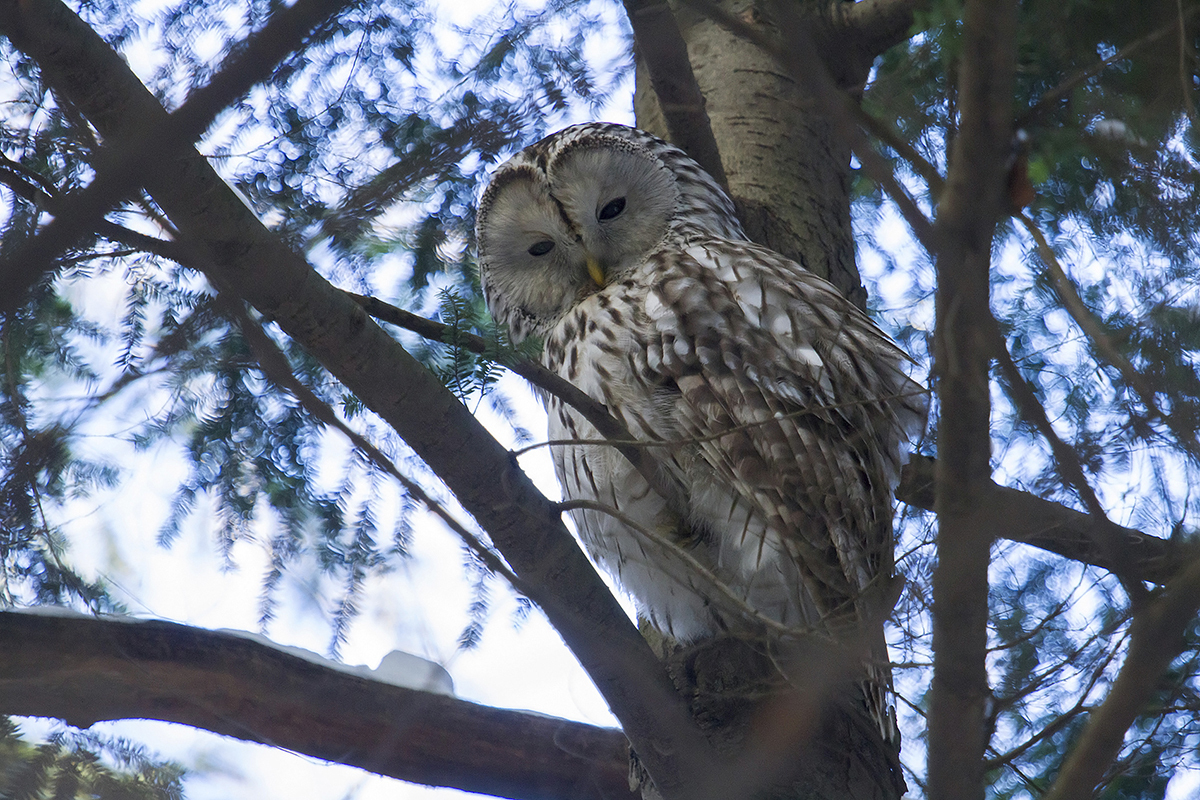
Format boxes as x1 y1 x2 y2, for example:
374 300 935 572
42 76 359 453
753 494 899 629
541 265 819 641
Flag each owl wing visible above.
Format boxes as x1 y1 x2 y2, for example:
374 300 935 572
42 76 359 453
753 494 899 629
639 237 927 621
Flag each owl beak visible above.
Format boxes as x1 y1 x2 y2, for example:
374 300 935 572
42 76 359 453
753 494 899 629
586 255 607 288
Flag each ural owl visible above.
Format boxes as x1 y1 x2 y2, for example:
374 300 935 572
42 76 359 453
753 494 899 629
476 122 925 711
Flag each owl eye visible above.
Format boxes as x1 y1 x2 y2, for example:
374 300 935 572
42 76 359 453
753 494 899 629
527 240 555 257
598 197 626 221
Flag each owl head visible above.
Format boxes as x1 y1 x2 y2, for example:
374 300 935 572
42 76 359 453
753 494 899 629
475 123 742 342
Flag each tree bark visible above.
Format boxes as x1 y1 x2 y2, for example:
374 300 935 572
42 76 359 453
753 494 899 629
0 612 633 800
896 455 1177 585
926 0 1017 797
627 3 911 799
634 0 871 305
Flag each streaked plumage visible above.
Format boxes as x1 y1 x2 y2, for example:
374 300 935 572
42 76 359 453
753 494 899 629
476 122 926 740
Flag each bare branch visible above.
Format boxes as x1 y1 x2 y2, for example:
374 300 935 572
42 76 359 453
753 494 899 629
1044 556 1200 800
1017 16 1190 128
925 0 1017 797
988 321 1149 602
852 107 946 197
985 635 1121 772
620 0 728 189
0 611 633 800
319 120 488 246
898 455 1176 584
0 152 185 263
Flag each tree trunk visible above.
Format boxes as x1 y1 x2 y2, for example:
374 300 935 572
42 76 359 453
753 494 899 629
631 3 901 799
634 0 869 306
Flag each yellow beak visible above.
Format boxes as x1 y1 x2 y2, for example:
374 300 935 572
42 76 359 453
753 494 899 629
586 255 607 288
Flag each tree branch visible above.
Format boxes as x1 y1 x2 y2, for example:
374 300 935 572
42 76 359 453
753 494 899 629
988 321 1150 603
0 0 355 316
896 455 1176 585
1044 556 1200 800
350 293 692 518
925 0 1017 798
620 0 729 189
1016 16 1189 128
0 611 633 800
0 3 723 795
319 120 490 247
1017 214 1200 462
834 0 928 62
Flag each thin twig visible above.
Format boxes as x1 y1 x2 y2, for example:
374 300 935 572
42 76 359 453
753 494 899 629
220 295 528 594
853 106 946 196
1044 555 1200 800
1017 16 1192 127
984 633 1122 771
988 319 1150 603
1017 213 1200 460
509 387 929 458
350 292 694 516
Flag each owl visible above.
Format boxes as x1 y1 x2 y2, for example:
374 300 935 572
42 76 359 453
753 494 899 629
475 123 925 727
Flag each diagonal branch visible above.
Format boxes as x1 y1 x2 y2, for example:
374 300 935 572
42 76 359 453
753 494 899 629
0 0 355 316
1017 214 1200 461
319 120 490 246
1016 15 1194 128
350 293 691 517
988 320 1149 602
1044 556 1200 800
0 610 633 800
620 0 728 189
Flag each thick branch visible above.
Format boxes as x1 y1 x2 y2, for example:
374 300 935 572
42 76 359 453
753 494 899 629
1044 557 1200 800
0 611 632 800
926 0 1016 798
620 0 728 189
0 3 722 796
897 455 1176 585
